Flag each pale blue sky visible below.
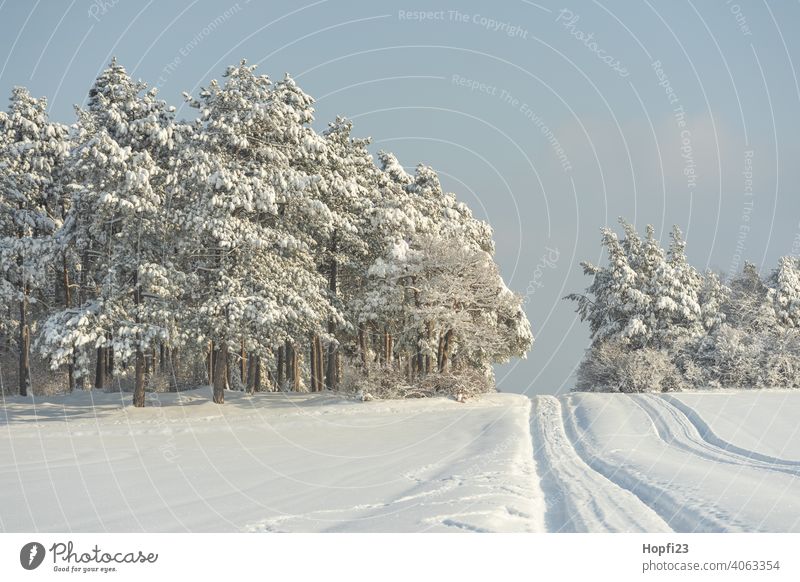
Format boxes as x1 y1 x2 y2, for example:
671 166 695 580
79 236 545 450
2 0 798 395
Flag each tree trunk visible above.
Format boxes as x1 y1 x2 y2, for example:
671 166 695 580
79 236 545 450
284 341 300 392
424 322 433 374
226 350 233 391
439 330 453 373
309 337 318 392
276 345 284 389
240 341 247 386
416 336 424 378
292 344 300 391
94 346 106 390
62 256 74 392
325 230 339 390
325 335 337 390
106 340 114 382
159 344 166 373
316 335 325 391
212 344 227 404
208 341 215 385
384 328 394 368
286 341 300 392
253 356 262 393
18 292 30 397
133 348 145 407
74 249 90 391
358 323 368 374
284 341 293 390
246 354 256 394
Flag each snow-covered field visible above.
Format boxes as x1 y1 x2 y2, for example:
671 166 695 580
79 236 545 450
0 389 543 532
2 388 799 533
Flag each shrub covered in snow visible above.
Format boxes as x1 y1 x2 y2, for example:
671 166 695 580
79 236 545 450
342 360 493 401
576 340 684 393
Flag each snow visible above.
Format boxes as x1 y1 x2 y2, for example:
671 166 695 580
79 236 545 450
2 388 800 533
555 392 800 532
0 389 543 533
668 390 800 461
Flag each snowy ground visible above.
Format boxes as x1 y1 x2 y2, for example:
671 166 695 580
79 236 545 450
540 391 800 532
1 388 799 532
0 389 543 532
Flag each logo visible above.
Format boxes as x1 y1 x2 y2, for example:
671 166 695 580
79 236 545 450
20 542 46 570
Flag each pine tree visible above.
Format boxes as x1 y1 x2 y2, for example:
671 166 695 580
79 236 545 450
0 87 70 395
38 61 181 405
178 61 338 402
566 222 648 347
767 256 800 330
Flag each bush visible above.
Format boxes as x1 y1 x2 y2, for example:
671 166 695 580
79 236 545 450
341 361 494 400
575 340 684 393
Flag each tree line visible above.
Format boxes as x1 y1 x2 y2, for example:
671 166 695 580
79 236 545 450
0 59 533 405
568 218 800 392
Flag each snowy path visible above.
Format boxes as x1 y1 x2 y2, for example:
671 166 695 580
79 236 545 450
553 393 800 532
530 396 671 532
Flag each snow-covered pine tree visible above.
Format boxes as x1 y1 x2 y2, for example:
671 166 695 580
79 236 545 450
0 87 70 395
83 58 183 391
566 221 648 347
358 154 531 385
303 117 379 389
37 60 181 406
38 127 166 405
647 225 706 348
178 61 338 402
404 234 532 376
568 219 729 392
767 256 800 330
568 219 720 351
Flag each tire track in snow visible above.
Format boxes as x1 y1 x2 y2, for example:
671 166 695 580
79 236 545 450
561 395 740 532
531 396 671 532
661 394 800 470
633 394 800 478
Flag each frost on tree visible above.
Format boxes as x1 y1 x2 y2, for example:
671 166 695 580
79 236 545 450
567 219 727 393
3 58 535 404
356 157 531 385
0 87 70 396
178 62 340 402
37 60 181 406
568 218 800 392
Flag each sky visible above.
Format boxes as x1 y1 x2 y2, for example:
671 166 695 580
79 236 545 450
1 0 798 396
